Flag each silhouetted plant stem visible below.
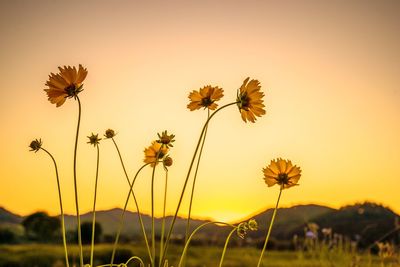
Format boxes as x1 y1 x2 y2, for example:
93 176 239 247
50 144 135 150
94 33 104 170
159 168 169 267
257 186 283 267
185 109 210 240
74 96 84 267
181 110 210 267
109 139 153 265
151 150 161 267
40 147 69 267
219 227 237 267
90 144 100 267
160 102 238 266
177 221 234 267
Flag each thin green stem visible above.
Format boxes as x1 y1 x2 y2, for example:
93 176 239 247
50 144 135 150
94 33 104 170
185 109 210 241
159 168 168 267
125 256 145 267
109 156 153 266
151 151 161 267
177 221 234 267
40 147 69 267
256 186 283 267
161 102 238 265
181 110 210 267
74 96 84 267
90 144 100 267
218 228 237 267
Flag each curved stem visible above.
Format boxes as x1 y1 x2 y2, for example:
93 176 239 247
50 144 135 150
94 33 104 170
40 147 69 267
218 228 237 267
74 96 84 267
178 221 234 267
256 186 283 267
161 102 238 265
110 162 154 266
185 109 210 241
159 168 168 267
90 145 100 267
125 256 145 267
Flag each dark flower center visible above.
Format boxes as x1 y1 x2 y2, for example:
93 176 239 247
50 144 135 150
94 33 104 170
160 136 170 144
277 173 289 185
201 97 213 107
240 94 250 108
65 84 77 97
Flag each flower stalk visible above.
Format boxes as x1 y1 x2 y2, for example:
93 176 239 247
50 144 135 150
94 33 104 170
150 150 161 267
90 144 100 267
74 96 84 267
257 186 283 267
218 227 237 267
185 109 210 241
40 147 70 267
159 168 169 267
160 101 238 266
109 139 153 265
178 222 234 267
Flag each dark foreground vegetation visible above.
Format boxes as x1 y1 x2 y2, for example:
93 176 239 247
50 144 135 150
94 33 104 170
0 243 399 267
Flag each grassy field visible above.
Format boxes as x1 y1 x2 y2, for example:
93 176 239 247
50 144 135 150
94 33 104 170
0 244 399 267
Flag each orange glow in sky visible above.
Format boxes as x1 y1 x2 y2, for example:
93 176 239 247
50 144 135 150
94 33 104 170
0 0 399 223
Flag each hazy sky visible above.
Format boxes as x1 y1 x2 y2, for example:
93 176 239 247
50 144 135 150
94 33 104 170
0 0 399 222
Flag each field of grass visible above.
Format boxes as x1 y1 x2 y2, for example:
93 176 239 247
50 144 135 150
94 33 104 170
0 243 399 267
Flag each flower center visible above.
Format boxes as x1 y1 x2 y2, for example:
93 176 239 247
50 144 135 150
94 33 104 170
64 84 77 97
201 97 213 107
240 94 249 108
277 173 289 185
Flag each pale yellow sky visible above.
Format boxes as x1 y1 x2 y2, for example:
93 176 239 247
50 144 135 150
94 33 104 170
0 0 399 222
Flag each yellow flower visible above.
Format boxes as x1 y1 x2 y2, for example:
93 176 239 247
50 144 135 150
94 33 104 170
236 77 266 123
144 141 169 166
263 158 301 189
44 64 88 107
187 85 224 111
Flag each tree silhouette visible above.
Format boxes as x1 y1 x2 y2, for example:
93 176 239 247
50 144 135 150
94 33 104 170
22 211 60 242
80 221 103 244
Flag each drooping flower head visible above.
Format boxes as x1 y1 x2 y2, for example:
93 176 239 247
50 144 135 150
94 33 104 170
187 85 224 111
163 156 173 168
236 222 248 239
157 130 175 148
29 139 42 152
236 219 258 239
87 133 101 146
104 129 116 139
248 219 258 231
44 64 88 107
236 77 266 123
263 158 301 189
144 141 169 167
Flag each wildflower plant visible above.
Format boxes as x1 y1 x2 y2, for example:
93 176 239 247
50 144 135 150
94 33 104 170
30 65 303 267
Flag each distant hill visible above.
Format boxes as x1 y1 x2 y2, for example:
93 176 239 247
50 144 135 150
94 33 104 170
0 207 22 225
312 202 399 247
1 203 398 246
246 204 335 240
63 208 216 239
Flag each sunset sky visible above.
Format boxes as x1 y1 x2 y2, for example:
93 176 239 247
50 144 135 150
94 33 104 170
0 0 399 223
